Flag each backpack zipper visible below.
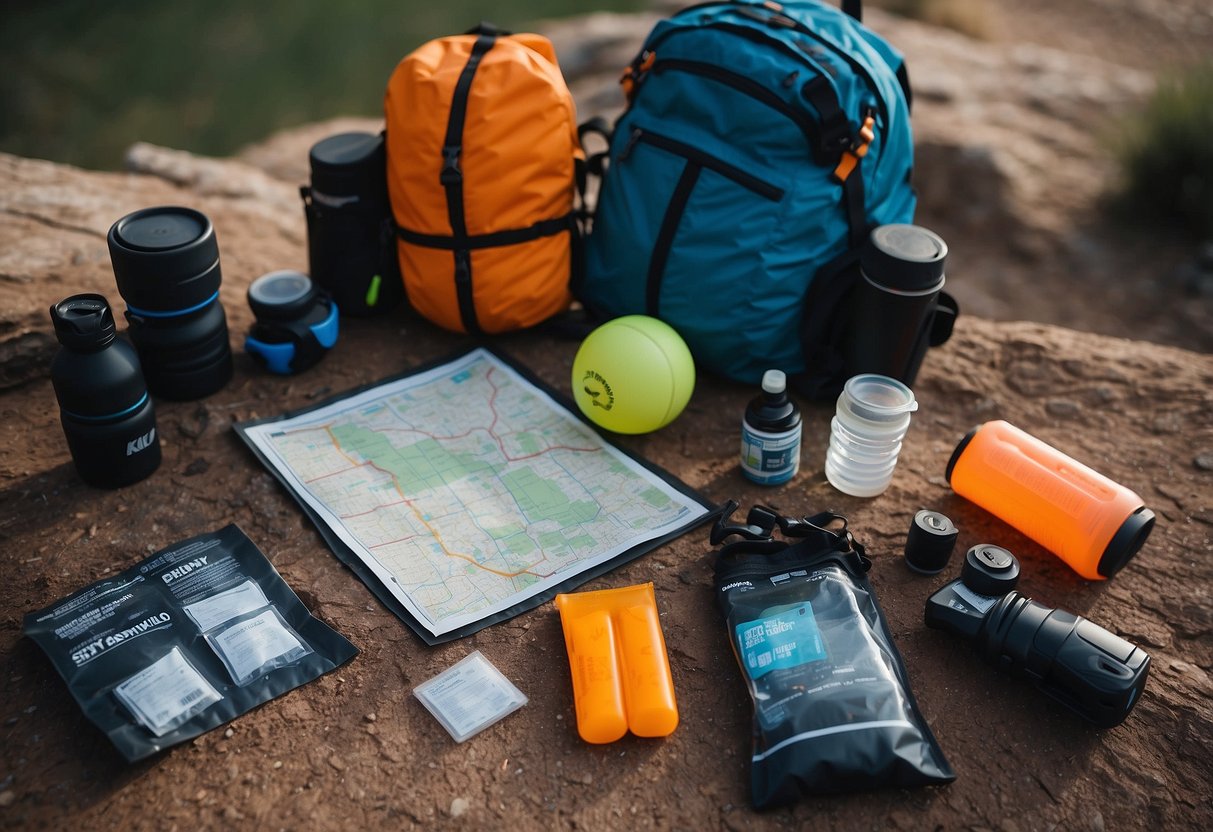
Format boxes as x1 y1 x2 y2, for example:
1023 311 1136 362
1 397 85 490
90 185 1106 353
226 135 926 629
633 22 853 161
621 127 784 316
650 58 821 151
639 11 888 148
713 4 890 131
623 128 785 200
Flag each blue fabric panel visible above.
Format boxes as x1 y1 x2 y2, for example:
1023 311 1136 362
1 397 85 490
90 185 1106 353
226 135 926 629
582 0 916 383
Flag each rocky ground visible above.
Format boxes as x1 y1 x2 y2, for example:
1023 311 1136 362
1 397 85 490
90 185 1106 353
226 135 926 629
1 3 1212 831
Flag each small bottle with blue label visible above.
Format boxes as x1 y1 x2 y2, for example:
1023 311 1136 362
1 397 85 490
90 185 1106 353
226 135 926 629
740 370 801 485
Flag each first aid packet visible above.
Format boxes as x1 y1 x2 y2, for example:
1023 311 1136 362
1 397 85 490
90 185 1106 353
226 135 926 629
23 524 358 761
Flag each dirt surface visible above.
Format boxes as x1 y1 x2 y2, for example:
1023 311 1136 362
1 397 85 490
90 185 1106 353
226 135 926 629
2 3 1213 830
2 283 1212 829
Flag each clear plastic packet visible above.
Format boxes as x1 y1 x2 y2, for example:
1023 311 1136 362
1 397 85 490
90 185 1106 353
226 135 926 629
413 651 527 743
23 525 357 762
204 606 312 687
112 646 223 737
711 503 954 808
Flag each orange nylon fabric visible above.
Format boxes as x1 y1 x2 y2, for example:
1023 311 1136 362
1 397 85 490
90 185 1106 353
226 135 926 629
384 33 580 333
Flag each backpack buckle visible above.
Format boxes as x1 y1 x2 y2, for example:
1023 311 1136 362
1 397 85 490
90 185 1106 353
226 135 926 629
440 146 462 185
801 76 853 162
709 501 774 545
832 114 875 182
819 120 853 155
620 50 656 102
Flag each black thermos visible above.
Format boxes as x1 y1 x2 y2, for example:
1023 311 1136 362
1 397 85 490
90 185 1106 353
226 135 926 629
50 294 161 488
843 224 949 386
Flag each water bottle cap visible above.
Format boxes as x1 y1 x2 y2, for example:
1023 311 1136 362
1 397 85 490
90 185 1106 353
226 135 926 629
761 369 786 395
50 294 117 351
108 206 221 312
861 224 948 294
842 374 918 422
961 544 1021 596
309 132 386 200
248 270 320 321
904 509 959 574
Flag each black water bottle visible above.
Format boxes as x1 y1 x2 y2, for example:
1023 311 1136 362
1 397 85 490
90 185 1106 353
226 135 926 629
842 224 955 386
50 294 161 488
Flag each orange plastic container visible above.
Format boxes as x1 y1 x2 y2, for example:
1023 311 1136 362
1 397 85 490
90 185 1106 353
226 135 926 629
947 420 1154 580
554 583 679 743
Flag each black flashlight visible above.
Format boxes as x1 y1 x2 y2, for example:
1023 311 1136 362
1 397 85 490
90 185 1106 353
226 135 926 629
925 547 1149 728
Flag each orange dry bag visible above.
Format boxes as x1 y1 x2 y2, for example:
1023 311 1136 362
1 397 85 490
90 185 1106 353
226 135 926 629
384 23 581 334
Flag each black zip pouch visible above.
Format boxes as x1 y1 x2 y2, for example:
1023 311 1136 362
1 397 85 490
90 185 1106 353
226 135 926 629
23 525 358 762
711 503 954 807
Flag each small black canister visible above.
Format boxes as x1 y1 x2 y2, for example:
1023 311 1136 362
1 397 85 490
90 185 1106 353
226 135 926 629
842 224 954 386
50 294 161 488
107 206 233 400
302 131 402 316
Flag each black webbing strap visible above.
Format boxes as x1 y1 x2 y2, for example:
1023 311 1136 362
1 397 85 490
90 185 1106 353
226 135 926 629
801 76 851 164
576 117 612 226
395 214 575 251
841 0 862 22
793 247 861 401
841 167 867 249
896 62 913 113
440 33 496 335
464 21 510 36
568 212 586 301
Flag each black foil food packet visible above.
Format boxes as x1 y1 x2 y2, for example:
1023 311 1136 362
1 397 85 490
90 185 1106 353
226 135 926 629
23 525 358 762
711 504 954 807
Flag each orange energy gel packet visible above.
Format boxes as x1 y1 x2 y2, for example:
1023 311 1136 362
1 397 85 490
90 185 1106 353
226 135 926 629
554 582 679 744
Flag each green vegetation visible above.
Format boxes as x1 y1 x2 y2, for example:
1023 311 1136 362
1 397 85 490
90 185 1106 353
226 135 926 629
0 0 643 169
1112 63 1213 240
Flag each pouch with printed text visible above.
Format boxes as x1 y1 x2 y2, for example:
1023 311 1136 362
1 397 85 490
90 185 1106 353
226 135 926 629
23 524 357 761
712 503 954 808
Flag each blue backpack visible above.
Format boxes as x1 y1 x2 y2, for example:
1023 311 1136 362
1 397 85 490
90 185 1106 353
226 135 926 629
581 0 922 393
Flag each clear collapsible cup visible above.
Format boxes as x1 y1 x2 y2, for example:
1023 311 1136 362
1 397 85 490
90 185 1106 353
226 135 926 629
824 374 918 497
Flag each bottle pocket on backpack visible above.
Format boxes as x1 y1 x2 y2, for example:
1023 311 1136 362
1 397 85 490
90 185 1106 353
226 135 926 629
304 198 398 315
589 126 788 368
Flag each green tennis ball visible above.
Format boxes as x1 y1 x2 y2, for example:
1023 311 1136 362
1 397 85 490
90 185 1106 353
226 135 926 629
572 315 695 434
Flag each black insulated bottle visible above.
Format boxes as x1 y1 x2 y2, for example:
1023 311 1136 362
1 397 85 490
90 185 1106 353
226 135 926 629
842 224 957 386
108 206 233 400
50 294 161 488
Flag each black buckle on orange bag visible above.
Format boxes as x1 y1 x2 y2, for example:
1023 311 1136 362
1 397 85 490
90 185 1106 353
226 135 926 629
440 146 462 185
